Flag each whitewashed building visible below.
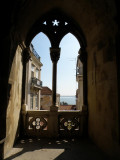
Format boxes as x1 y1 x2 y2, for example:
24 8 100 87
25 44 43 110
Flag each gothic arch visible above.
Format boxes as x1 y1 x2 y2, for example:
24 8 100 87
25 9 87 49
1 1 119 159
25 9 88 107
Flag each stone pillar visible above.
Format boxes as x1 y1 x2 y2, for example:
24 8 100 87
21 104 28 135
22 47 31 105
50 47 61 111
48 111 58 138
79 48 88 136
79 48 88 111
26 59 32 108
78 76 83 110
48 47 60 137
21 47 31 136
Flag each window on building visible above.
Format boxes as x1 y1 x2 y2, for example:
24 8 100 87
30 93 34 109
77 66 83 75
31 64 34 78
36 69 39 79
35 94 38 110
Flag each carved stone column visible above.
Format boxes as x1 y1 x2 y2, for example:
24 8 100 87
21 47 31 105
79 47 88 136
50 47 61 111
79 47 88 110
21 47 31 136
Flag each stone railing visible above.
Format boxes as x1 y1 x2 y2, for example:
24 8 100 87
22 105 87 138
58 110 86 137
25 110 49 137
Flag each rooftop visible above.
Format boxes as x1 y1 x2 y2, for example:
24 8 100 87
41 86 52 95
41 86 60 96
59 105 76 110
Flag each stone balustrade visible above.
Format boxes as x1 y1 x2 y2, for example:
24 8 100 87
58 110 87 137
22 104 87 138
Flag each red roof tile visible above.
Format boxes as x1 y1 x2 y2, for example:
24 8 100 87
41 86 52 95
59 105 76 110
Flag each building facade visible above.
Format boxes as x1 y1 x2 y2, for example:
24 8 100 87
41 86 60 110
25 44 43 110
76 55 83 111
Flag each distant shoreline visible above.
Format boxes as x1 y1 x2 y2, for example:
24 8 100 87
60 95 75 97
60 96 76 105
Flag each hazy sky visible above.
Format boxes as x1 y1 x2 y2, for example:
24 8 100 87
32 32 80 96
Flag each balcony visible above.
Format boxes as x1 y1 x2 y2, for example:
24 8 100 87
22 108 87 138
31 77 42 88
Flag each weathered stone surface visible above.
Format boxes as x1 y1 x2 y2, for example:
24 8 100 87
1 0 120 159
4 46 23 155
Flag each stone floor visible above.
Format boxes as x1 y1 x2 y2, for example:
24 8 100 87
4 138 117 160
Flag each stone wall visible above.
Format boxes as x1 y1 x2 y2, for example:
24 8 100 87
4 45 23 155
86 2 120 157
1 0 120 158
17 0 120 157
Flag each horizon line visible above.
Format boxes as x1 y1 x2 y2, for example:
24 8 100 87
60 95 75 97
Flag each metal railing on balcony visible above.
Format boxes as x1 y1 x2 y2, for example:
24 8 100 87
31 77 42 87
30 43 40 60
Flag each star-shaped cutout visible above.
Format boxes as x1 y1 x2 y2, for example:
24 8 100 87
52 20 59 26
43 21 47 25
65 22 68 25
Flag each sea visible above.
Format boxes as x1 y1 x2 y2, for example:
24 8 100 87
60 96 76 105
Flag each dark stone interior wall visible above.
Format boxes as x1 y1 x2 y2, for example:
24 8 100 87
0 2 24 157
85 1 120 157
115 0 120 144
0 0 120 159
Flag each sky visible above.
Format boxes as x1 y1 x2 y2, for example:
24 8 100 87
32 32 80 96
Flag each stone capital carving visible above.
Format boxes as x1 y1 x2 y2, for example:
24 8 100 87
22 47 31 63
78 47 87 63
50 47 61 62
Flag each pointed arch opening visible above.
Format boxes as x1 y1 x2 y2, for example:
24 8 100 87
25 9 87 111
58 33 83 110
25 32 52 110
31 32 52 89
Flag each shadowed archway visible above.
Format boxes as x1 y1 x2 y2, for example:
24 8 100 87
25 9 88 109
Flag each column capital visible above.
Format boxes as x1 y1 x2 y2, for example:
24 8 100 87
50 47 61 62
22 47 31 63
78 47 87 63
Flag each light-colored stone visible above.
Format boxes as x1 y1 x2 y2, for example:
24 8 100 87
25 44 43 110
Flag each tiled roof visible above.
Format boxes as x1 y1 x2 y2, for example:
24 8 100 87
59 105 76 110
41 86 52 95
